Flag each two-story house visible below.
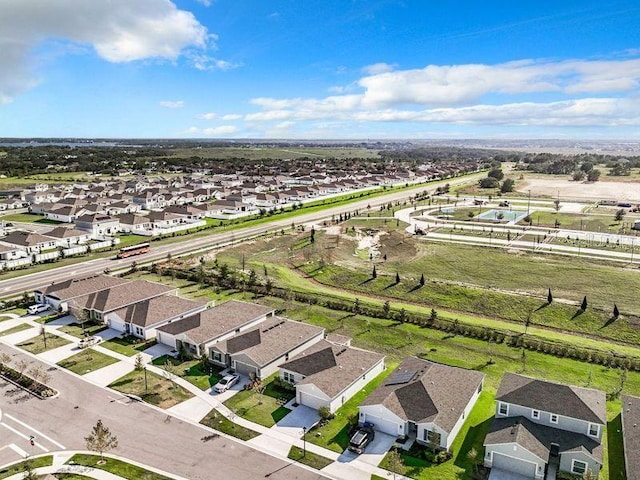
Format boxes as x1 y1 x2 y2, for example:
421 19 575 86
484 373 606 479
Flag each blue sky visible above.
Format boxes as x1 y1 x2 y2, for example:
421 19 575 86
1 0 639 139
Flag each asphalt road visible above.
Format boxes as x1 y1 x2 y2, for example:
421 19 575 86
0 172 484 296
0 344 325 480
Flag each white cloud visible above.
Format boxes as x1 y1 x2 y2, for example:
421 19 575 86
242 56 640 129
362 62 395 75
221 114 242 120
160 100 184 109
0 0 212 103
185 125 238 135
189 53 240 71
196 0 213 6
196 112 216 120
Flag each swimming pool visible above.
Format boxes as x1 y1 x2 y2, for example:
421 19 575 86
475 209 529 223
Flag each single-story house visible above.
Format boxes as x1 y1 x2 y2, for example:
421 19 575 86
106 295 208 340
359 356 484 450
209 317 325 380
279 337 385 413
2 231 58 254
75 213 120 237
34 274 130 312
156 300 275 358
43 227 91 247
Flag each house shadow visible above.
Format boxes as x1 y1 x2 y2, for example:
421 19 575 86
607 414 625 478
601 316 618 329
571 309 584 320
453 416 494 470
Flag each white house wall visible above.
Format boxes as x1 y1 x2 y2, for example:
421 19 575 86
439 381 482 450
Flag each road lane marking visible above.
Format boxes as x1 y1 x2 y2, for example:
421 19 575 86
8 443 28 457
0 423 48 452
3 413 66 449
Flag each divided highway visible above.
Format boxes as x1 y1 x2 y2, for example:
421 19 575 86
0 172 484 296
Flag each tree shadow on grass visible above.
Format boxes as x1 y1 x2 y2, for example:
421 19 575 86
600 316 618 330
383 281 399 290
358 278 374 285
407 284 422 293
534 302 550 312
571 309 584 320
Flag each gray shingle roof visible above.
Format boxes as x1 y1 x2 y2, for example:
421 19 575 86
281 339 385 398
111 295 206 328
71 280 175 313
361 356 484 432
497 372 607 424
484 416 603 463
2 230 53 247
622 394 640 479
37 274 130 300
156 300 274 344
214 317 324 367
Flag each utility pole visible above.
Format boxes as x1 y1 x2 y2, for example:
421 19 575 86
527 189 531 216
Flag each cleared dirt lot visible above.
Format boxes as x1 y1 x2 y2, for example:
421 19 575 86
517 177 640 202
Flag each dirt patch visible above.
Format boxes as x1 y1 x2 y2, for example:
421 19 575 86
379 231 417 260
518 177 640 202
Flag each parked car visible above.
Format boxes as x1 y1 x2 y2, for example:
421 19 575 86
78 336 102 349
214 374 240 393
27 304 50 315
499 201 510 207
348 423 376 454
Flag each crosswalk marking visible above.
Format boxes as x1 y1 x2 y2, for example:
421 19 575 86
3 413 66 449
0 423 49 452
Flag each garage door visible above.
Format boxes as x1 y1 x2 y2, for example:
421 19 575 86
299 391 327 410
362 413 400 437
156 332 175 348
492 452 537 479
234 361 257 377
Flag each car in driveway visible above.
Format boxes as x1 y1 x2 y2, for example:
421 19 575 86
78 336 102 349
27 304 50 315
213 374 240 393
348 423 376 454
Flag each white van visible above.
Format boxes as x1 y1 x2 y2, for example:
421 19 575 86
27 304 50 315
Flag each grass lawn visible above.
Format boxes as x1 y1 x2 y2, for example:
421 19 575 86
0 213 54 223
100 335 156 356
57 348 119 375
59 322 109 338
379 391 495 480
108 369 193 409
200 409 260 440
287 446 333 470
224 375 294 427
0 323 32 336
66 454 173 480
17 332 71 354
308 367 395 453
152 355 223 390
0 455 53 479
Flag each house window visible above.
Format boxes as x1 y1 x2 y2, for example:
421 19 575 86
498 402 509 416
135 327 143 336
283 372 294 383
212 352 222 363
531 410 540 420
571 460 588 475
423 429 441 447
550 414 559 424
588 423 600 437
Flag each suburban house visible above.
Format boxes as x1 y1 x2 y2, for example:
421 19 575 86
358 356 484 450
75 213 120 236
0 243 27 261
69 280 176 322
43 227 92 247
208 317 325 380
34 274 130 312
279 336 385 413
156 300 275 358
484 373 606 479
2 231 58 254
106 295 208 340
621 395 640 480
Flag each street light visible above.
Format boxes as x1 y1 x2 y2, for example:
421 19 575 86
303 426 307 457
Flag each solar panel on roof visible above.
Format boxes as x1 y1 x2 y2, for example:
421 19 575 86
386 370 417 386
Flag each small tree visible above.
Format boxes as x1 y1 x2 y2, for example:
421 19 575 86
0 352 11 373
615 209 626 222
466 447 481 474
547 288 553 304
429 308 438 323
613 304 620 319
40 325 47 350
317 406 334 423
85 419 118 464
382 301 391 318
74 307 90 337
395 272 400 284
22 460 38 480
372 266 377 279
134 354 147 393
385 448 406 479
581 296 588 311
419 273 425 287
16 359 28 379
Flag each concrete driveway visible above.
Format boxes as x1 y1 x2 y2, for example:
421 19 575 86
338 431 396 466
488 468 533 480
83 360 135 387
141 342 174 361
207 375 250 402
271 402 320 438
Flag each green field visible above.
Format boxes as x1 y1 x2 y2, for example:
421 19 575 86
108 369 193 409
17 332 71 353
57 348 119 375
